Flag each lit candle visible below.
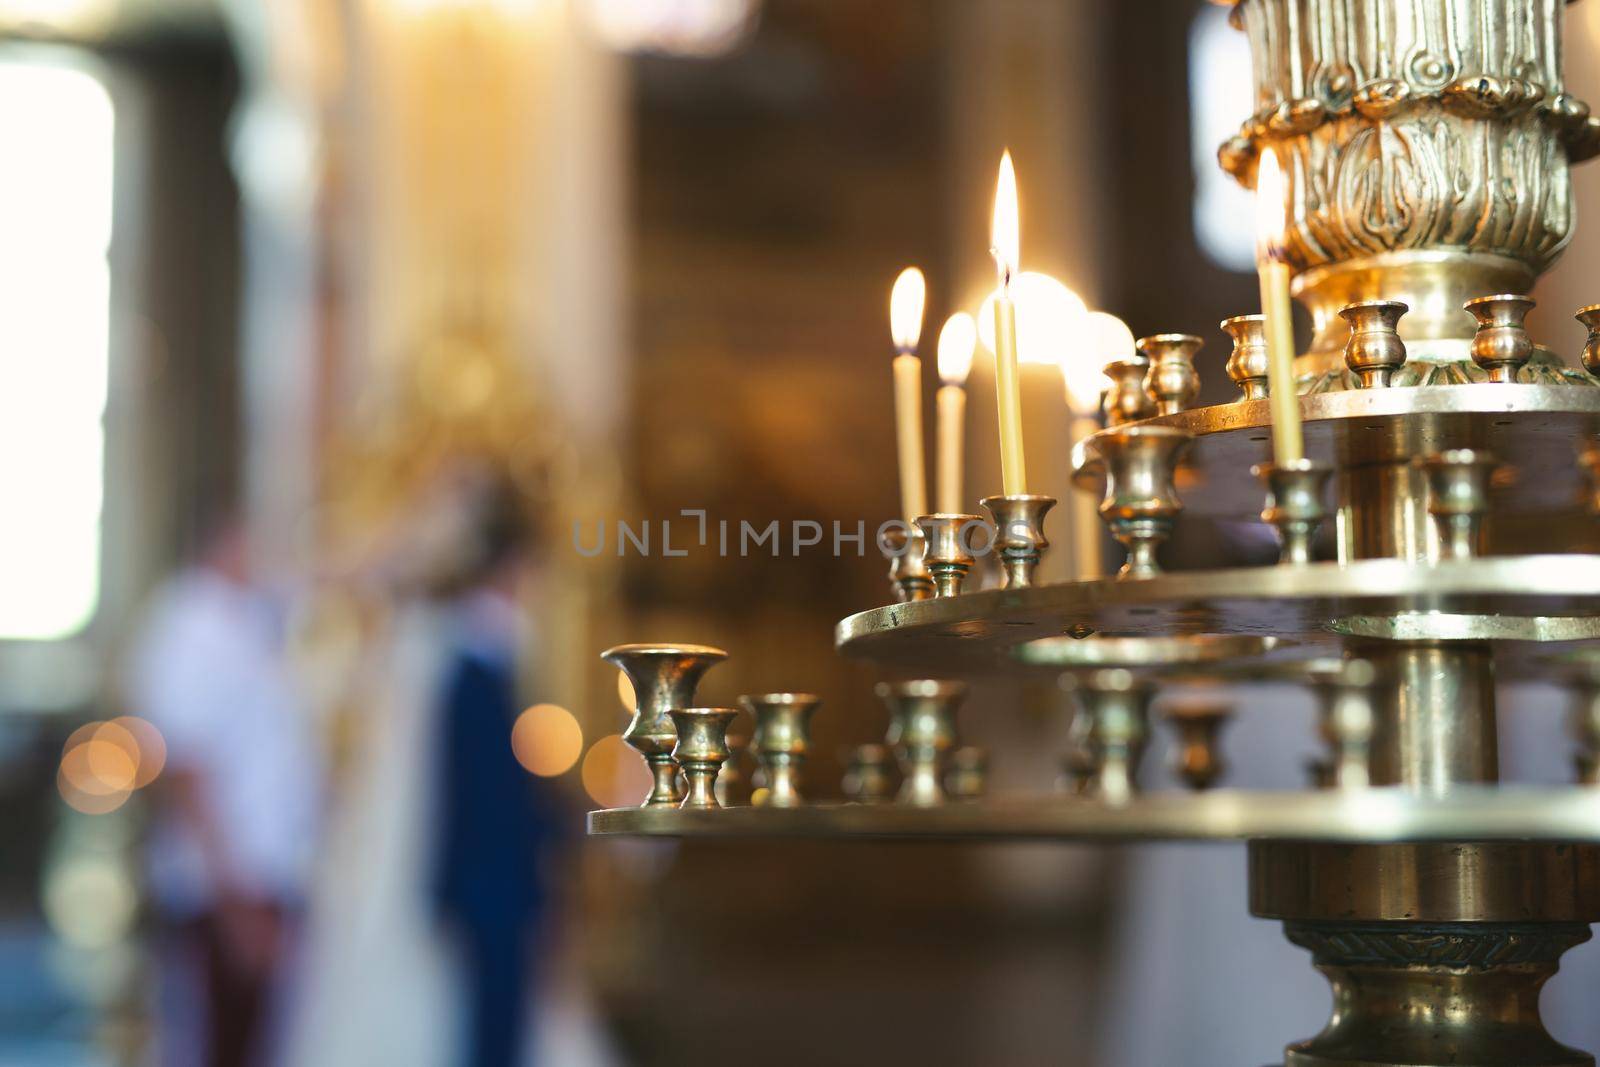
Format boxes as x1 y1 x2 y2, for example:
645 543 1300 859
935 312 976 514
991 150 1027 496
1255 149 1304 465
890 266 929 526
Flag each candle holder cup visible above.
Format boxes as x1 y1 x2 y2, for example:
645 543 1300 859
1576 304 1600 377
669 708 740 809
1162 702 1233 791
946 746 989 801
742 692 822 808
842 743 897 804
1254 459 1334 565
1102 357 1155 426
1339 300 1409 388
1089 425 1191 580
877 679 968 807
880 524 934 603
915 513 986 598
1221 314 1271 401
1418 449 1499 561
1066 668 1152 805
1466 294 1536 383
1139 333 1204 416
980 495 1056 589
602 643 729 808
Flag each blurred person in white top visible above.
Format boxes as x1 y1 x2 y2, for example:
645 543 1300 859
127 513 322 1067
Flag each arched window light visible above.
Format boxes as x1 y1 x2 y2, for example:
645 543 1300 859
1189 4 1256 273
0 57 113 640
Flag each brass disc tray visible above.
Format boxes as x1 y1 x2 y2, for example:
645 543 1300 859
589 787 1600 842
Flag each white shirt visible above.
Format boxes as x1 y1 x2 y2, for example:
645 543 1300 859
128 568 321 916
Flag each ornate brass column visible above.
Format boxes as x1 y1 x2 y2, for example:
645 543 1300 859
1218 0 1600 382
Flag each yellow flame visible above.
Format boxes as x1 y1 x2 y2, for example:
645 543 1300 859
937 312 976 386
890 267 927 352
1255 149 1287 257
991 150 1020 281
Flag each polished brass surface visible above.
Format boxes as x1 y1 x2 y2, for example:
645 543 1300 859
601 643 728 808
1338 301 1409 389
1088 425 1190 580
742 692 821 809
1417 449 1497 561
1013 633 1282 670
715 736 751 807
881 525 934 603
1256 459 1333 564
841 743 897 804
1138 333 1203 417
1307 659 1376 790
979 494 1054 589
1467 294 1538 384
915 513 983 598
668 708 739 810
877 678 967 807
1065 669 1151 804
1251 842 1600 1066
1102 356 1155 426
1161 701 1232 791
1364 642 1499 792
588 787 1600 843
1579 304 1600 376
1222 314 1271 401
945 746 988 801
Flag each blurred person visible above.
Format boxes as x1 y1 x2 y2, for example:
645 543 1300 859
282 467 575 1067
127 513 322 1067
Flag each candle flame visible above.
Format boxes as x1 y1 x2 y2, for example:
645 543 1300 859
937 312 976 386
991 150 1020 283
890 266 927 353
1255 148 1288 260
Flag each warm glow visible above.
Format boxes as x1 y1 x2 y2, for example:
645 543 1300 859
581 733 654 809
1255 149 1288 258
511 703 584 777
1064 311 1135 414
978 272 1088 366
616 669 636 711
57 716 166 814
937 312 977 386
0 0 113 32
890 267 927 353
991 150 1020 281
583 0 759 57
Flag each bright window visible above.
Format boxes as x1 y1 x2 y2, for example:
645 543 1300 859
1189 5 1257 272
0 58 114 640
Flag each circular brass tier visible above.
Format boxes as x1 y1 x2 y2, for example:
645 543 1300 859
1072 384 1600 528
835 555 1600 672
589 787 1600 843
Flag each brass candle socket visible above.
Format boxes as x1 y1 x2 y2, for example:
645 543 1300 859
602 643 728 808
715 734 752 807
1162 701 1232 791
1466 293 1536 383
1221 314 1270 401
1102 356 1155 426
1338 300 1409 388
1139 333 1204 416
1571 677 1600 786
1089 425 1192 580
1066 668 1152 805
1576 304 1600 377
945 746 989 801
1418 448 1499 561
842 743 897 804
668 708 740 809
880 524 934 603
1308 659 1377 790
915 513 986 598
1253 459 1334 565
980 494 1056 590
877 678 968 807
742 692 821 808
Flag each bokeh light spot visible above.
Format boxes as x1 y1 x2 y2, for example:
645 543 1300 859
581 733 652 809
511 703 584 777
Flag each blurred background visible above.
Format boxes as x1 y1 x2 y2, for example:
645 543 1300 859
7 1 1600 1066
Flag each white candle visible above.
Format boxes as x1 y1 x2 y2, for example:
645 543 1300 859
890 267 929 525
991 151 1027 496
1254 150 1304 466
935 312 976 514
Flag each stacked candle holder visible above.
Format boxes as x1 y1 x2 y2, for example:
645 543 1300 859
589 3 1600 1063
